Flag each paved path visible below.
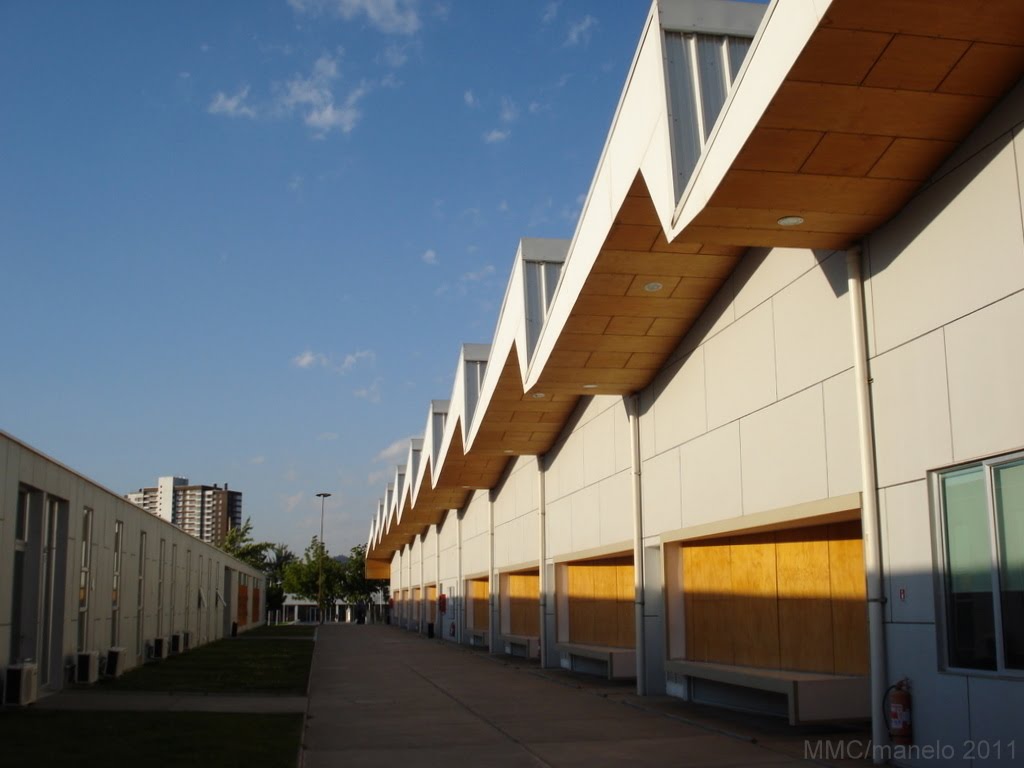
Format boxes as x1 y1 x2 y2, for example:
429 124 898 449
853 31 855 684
301 624 867 767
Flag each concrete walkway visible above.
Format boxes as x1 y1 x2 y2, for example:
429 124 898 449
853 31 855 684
301 624 867 767
35 689 307 713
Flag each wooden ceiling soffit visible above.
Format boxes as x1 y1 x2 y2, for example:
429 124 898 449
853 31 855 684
540 173 738 399
684 0 1024 251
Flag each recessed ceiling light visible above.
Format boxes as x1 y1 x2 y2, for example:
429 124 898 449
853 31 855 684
777 215 805 227
582 384 598 389
643 281 663 292
531 392 546 399
503 449 515 454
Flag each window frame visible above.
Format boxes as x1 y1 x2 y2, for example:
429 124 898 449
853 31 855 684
933 449 1024 678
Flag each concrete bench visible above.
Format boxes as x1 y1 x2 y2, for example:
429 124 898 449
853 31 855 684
502 634 539 659
468 630 489 648
556 643 636 680
664 660 869 724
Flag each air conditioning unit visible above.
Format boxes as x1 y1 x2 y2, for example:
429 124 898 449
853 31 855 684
105 647 126 677
181 631 192 651
170 633 184 654
76 651 100 684
151 637 169 660
5 663 39 706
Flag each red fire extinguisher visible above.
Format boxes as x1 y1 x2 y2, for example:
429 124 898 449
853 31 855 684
886 678 913 746
438 594 447 614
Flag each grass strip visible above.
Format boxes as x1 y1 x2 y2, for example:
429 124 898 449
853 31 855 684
98 638 313 694
0 711 303 768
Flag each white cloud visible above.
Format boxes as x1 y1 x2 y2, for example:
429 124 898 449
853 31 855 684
354 378 382 403
249 456 266 465
497 200 509 213
483 128 509 144
208 86 256 118
542 2 559 24
178 71 191 80
366 469 389 485
566 15 597 46
431 2 450 20
338 349 375 373
461 264 495 282
499 96 519 123
422 248 438 265
280 54 370 136
287 0 420 35
375 436 415 462
463 89 477 107
288 174 304 191
293 349 329 368
318 432 339 441
293 348 373 372
282 491 304 513
381 43 408 68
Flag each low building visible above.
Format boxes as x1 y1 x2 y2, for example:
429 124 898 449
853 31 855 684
1 431 264 704
364 0 1024 764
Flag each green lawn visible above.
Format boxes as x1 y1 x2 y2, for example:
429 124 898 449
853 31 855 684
0 711 303 768
241 623 317 638
98 637 313 694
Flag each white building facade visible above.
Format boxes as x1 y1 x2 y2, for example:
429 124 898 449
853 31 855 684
2 433 264 703
365 1 1024 765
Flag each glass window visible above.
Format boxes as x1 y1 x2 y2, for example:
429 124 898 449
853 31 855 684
938 454 1024 672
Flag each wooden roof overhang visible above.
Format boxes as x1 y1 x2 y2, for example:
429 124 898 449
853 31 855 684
367 0 1024 569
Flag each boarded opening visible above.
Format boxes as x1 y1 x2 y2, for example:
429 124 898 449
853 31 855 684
467 578 489 631
504 570 540 637
681 521 868 674
566 555 635 648
427 584 437 623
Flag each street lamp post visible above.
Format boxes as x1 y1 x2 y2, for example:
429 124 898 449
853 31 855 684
316 492 331 624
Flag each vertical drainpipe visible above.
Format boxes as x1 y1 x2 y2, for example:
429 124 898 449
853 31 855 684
419 535 425 634
846 246 888 762
456 511 463 644
488 493 498 654
627 394 647 696
435 524 441 638
537 455 548 668
396 547 403 628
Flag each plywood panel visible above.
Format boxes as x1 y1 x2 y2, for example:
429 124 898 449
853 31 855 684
800 132 893 177
787 27 892 86
427 585 437 624
682 542 734 664
567 557 635 648
776 528 835 673
730 533 780 668
828 523 869 674
863 35 969 92
413 587 421 621
734 127 823 173
469 578 489 631
508 571 540 637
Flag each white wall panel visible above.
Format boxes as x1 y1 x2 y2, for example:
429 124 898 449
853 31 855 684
732 247 819 320
598 471 633 545
882 481 936 624
822 370 862 498
773 251 852 399
641 447 683 535
570 484 601 553
869 139 1024 355
871 331 953 488
944 291 1024 462
652 349 707 455
704 302 777 429
739 386 828 515
679 421 742 528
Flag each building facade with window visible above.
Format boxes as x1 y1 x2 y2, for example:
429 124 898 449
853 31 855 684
1 431 264 703
127 477 242 546
365 1 1024 764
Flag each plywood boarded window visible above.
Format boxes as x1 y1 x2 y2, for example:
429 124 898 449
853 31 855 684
412 587 421 621
401 589 409 620
567 556 635 648
506 571 540 637
468 578 489 630
427 585 437 623
681 521 867 675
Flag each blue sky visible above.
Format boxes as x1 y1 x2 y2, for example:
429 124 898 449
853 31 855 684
0 0 653 557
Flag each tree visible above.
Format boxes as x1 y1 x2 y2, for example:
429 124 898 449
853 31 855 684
264 543 296 613
340 544 388 604
282 536 346 620
220 517 271 571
